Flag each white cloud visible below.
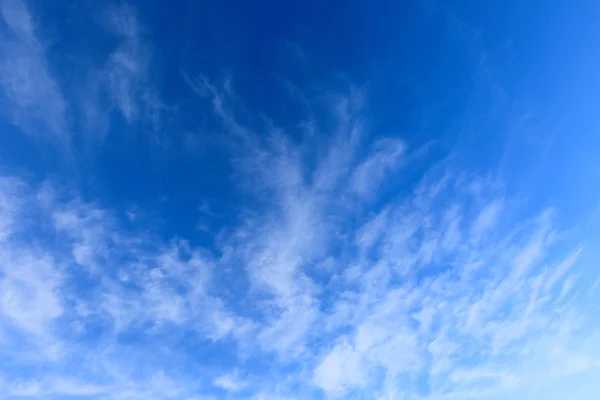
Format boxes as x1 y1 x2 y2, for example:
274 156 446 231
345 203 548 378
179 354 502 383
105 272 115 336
0 176 24 241
0 175 250 398
0 377 109 397
0 253 63 338
0 1 167 144
104 4 142 121
0 178 67 361
0 0 66 138
78 3 164 139
183 76 600 399
313 88 365 192
350 138 406 198
213 371 247 392
0 69 597 400
470 199 503 240
313 339 368 397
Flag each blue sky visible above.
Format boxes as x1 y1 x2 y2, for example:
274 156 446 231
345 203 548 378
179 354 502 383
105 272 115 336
1 0 600 399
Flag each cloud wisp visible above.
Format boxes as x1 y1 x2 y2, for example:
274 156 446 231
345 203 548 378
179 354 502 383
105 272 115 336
0 0 66 140
0 0 166 144
78 3 165 140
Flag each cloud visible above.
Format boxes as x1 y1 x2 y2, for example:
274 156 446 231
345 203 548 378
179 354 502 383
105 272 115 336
312 87 365 192
0 176 247 398
0 176 24 241
1 0 595 398
350 138 406 198
0 61 597 400
0 252 63 338
312 339 368 396
77 3 165 139
470 198 503 240
213 371 247 393
104 4 162 126
0 0 67 139
177 75 600 399
0 377 109 397
49 200 244 339
0 1 166 143
0 177 66 361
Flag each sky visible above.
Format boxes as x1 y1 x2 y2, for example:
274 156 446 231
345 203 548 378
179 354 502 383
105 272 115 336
1 0 600 399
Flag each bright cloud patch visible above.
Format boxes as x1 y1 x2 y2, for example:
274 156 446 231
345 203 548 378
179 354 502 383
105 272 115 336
0 1 599 399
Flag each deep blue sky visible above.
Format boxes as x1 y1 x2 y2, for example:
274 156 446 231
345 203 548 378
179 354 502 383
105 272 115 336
1 0 600 399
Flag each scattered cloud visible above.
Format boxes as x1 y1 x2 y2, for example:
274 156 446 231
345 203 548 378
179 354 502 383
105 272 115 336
181 76 600 399
1 72 597 398
0 3 597 399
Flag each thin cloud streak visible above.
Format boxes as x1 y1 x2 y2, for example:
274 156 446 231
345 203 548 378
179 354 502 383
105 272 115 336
0 0 67 139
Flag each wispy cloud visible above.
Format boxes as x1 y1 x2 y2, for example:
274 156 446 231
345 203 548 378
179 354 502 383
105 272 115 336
0 1 166 143
1 75 598 398
0 21 597 397
181 75 600 399
350 137 406 198
0 177 246 398
104 4 163 127
0 0 66 139
470 198 503 241
76 3 165 140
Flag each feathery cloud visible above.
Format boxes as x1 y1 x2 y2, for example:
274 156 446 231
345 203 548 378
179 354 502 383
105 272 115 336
0 3 597 398
0 0 66 139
